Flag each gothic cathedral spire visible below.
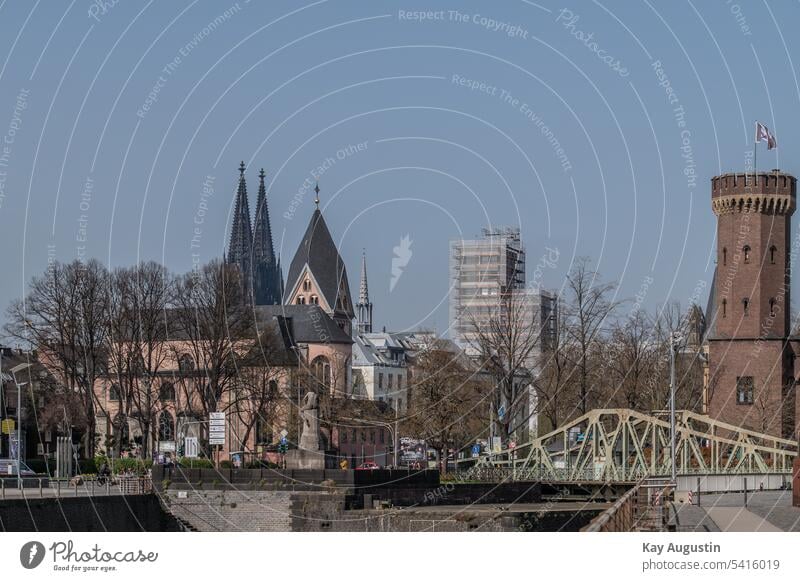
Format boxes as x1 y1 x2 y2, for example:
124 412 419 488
227 161 253 298
253 168 282 305
356 251 373 334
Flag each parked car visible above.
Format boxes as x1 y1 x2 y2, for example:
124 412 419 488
355 461 380 470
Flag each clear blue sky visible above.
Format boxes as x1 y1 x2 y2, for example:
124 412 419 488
0 0 797 335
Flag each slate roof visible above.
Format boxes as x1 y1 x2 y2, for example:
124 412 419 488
253 304 353 345
285 208 354 318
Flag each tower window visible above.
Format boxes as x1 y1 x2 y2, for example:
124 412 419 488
721 299 727 318
742 298 749 316
743 245 751 264
769 298 776 315
722 247 727 266
303 279 311 292
736 376 754 405
770 245 777 264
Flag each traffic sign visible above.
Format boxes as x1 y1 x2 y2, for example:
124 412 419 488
209 412 225 420
280 429 288 437
509 441 517 450
497 405 506 420
471 443 481 458
209 425 225 434
209 419 225 427
184 437 199 458
209 438 225 445
1 419 14 434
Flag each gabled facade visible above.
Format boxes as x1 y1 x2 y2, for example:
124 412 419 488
284 191 355 335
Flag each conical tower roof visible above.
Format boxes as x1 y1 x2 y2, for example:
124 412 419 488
285 189 354 318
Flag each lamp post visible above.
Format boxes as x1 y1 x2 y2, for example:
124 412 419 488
669 333 684 484
11 363 32 489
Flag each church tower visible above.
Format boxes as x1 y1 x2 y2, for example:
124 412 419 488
227 161 253 298
252 168 283 305
284 185 355 334
356 251 373 334
708 170 797 437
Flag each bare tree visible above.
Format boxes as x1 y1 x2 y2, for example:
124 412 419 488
564 258 618 415
534 302 579 433
5 260 110 456
105 262 172 458
606 309 657 410
469 290 541 441
227 328 291 451
403 338 488 466
170 260 253 438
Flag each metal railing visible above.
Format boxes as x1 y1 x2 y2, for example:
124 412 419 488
459 408 797 483
0 474 152 499
582 478 673 532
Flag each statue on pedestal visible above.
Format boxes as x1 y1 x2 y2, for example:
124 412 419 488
299 391 320 451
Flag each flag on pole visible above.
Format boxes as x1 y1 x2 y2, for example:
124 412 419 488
755 122 777 150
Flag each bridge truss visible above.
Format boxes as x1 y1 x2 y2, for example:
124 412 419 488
463 408 798 482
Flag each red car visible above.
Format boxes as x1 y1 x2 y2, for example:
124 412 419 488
355 461 380 470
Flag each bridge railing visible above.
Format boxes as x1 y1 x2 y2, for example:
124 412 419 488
460 408 798 483
582 478 673 532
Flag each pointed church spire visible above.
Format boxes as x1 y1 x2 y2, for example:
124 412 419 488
228 161 253 299
356 250 373 334
359 250 369 304
252 168 282 305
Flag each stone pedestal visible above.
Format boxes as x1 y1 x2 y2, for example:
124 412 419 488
285 449 326 470
793 457 800 508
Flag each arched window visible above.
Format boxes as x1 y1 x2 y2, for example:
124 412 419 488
310 295 319 305
303 279 311 292
159 381 175 401
178 354 195 373
158 411 174 442
109 384 121 401
769 298 776 316
721 299 727 318
743 245 751 264
722 247 727 266
133 354 146 374
113 413 129 443
296 295 306 305
770 245 777 264
255 414 272 444
311 356 331 390
742 298 750 316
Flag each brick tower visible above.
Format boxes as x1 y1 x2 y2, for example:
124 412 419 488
708 170 797 437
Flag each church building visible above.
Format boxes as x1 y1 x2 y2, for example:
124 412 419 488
227 162 284 305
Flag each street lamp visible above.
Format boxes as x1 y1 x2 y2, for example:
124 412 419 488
11 362 32 489
668 333 684 484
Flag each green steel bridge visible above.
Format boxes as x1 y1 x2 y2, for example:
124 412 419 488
461 408 798 483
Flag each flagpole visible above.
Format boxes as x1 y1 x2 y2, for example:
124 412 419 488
753 121 757 189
